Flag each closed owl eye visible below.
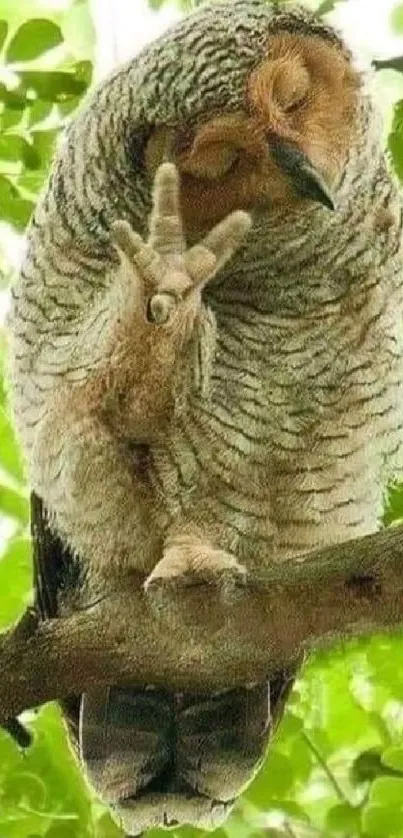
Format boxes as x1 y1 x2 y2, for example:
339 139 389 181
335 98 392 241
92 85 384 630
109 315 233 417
272 60 310 114
283 93 308 114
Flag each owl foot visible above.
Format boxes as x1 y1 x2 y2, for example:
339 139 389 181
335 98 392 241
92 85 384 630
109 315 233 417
112 162 252 332
144 534 247 608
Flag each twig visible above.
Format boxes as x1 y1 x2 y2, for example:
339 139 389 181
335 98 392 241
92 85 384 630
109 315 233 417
301 731 350 805
373 57 403 73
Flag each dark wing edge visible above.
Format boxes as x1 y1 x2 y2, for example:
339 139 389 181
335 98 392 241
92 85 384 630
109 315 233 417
31 491 81 742
2 492 81 745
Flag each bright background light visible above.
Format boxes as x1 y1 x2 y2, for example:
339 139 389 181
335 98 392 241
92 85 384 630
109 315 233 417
88 0 403 74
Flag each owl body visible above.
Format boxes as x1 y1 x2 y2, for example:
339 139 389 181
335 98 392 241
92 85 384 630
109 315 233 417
154 210 403 567
7 0 403 831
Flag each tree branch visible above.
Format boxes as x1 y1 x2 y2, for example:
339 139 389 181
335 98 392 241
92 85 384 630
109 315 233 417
1 522 403 723
373 57 403 73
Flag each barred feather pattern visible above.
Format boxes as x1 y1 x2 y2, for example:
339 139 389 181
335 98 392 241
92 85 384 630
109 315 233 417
7 0 403 829
9 0 403 564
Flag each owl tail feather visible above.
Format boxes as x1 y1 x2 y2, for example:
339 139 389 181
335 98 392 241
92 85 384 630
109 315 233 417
78 674 296 835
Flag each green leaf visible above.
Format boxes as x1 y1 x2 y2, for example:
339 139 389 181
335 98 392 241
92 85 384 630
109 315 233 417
246 749 294 803
0 725 25 774
31 129 58 168
27 100 53 127
0 537 32 629
0 404 25 482
18 69 88 102
0 365 6 407
24 705 97 834
45 826 80 838
391 4 403 34
277 711 303 742
351 748 394 785
317 0 347 14
147 0 167 9
2 770 47 808
94 812 123 837
0 82 28 110
287 736 312 782
57 95 82 116
55 62 92 116
370 776 403 806
18 170 46 197
0 174 34 228
382 747 403 774
362 804 403 837
0 108 23 131
389 101 403 181
0 20 8 53
326 803 361 833
6 19 63 63
0 484 29 524
0 135 41 169
72 59 92 86
385 483 403 525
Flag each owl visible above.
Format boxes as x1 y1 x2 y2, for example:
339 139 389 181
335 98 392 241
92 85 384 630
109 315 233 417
7 0 403 833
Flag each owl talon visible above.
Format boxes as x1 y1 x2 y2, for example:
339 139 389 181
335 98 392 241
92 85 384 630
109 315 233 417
215 564 248 605
144 538 248 608
112 161 251 335
143 576 181 615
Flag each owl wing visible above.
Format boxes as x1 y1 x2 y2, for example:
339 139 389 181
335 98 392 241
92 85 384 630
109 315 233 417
31 491 81 741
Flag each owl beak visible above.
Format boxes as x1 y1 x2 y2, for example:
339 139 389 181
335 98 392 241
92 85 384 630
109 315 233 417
269 134 335 211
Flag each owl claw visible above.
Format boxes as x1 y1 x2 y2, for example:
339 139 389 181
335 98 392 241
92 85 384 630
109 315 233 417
144 538 248 608
215 563 248 605
112 160 252 330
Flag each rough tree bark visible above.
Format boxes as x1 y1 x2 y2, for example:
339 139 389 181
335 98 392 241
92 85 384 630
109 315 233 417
1 513 403 725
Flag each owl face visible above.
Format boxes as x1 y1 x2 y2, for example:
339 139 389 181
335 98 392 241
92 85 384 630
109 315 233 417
145 29 360 232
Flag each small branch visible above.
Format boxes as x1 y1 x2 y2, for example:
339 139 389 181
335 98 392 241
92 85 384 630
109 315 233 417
301 731 350 804
1 523 403 723
373 57 403 73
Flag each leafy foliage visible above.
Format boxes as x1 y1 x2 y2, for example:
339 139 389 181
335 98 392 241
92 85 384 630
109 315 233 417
0 1 93 242
6 19 63 62
1 0 403 837
390 4 403 36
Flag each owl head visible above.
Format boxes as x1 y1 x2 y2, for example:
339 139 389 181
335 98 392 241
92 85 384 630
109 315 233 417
138 0 365 231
